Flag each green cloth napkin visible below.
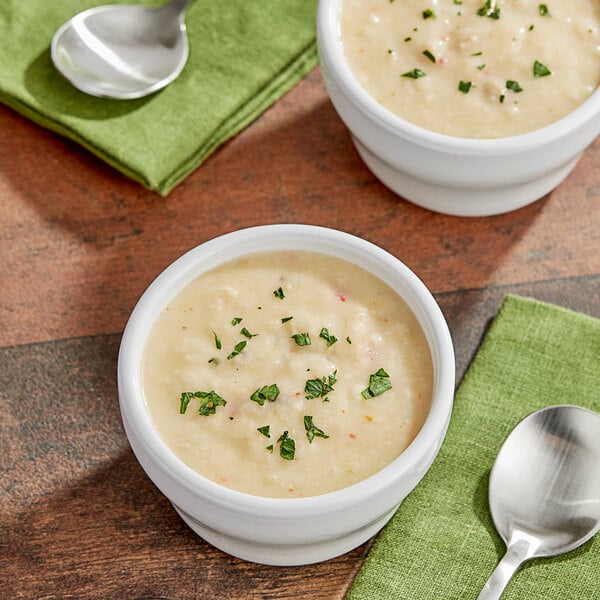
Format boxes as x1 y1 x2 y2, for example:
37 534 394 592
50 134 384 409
348 295 600 600
0 0 317 194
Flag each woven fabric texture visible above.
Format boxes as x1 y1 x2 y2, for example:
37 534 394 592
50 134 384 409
348 294 600 600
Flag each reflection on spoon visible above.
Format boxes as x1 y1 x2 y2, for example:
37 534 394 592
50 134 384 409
51 0 194 99
478 405 600 600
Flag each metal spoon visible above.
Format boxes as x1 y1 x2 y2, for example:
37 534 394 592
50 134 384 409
51 0 193 99
478 405 600 600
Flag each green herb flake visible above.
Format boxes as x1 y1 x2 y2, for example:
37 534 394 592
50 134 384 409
458 80 473 93
281 316 293 323
257 425 271 438
346 336 352 344
422 49 436 63
361 368 392 399
213 331 222 350
179 391 194 414
251 384 280 406
180 390 227 416
227 340 247 360
402 68 427 79
538 3 550 16
404 36 412 42
240 326 257 339
291 332 311 346
528 24 535 31
319 327 338 347
231 317 243 326
477 0 500 19
471 51 483 56
277 431 296 460
506 80 523 93
477 64 486 70
422 8 435 19
266 444 274 453
499 94 506 103
305 370 337 401
273 287 285 300
533 60 551 78
304 416 330 443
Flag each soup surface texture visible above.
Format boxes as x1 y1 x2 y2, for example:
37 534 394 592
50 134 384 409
341 0 600 137
143 251 433 498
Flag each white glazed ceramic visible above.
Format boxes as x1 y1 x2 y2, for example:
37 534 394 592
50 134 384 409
317 0 600 217
118 224 455 565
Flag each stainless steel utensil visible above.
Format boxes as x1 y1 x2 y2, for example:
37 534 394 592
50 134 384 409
51 0 193 99
478 405 600 599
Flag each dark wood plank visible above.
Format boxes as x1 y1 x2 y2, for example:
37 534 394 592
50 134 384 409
2 277 597 599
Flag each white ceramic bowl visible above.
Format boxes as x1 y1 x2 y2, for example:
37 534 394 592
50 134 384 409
118 224 455 565
317 0 600 217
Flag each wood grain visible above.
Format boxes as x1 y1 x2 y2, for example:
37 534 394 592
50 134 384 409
1 69 598 347
1 66 598 599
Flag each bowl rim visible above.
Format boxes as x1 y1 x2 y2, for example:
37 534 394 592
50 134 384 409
118 224 455 517
316 0 600 154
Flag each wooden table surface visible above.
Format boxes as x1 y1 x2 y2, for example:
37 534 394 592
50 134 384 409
1 68 599 599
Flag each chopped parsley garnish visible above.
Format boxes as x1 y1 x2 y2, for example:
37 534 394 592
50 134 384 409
227 340 247 359
304 416 329 443
458 80 473 93
422 49 436 63
240 327 257 339
231 317 243 326
257 425 271 438
402 68 427 79
277 431 296 460
499 94 505 103
538 3 550 16
179 391 195 414
404 36 412 42
477 0 500 19
180 390 227 416
305 370 337 401
477 64 486 70
506 80 523 93
422 9 435 19
471 51 483 56
361 368 392 399
291 332 311 346
319 327 338 347
533 60 551 78
250 384 280 406
273 287 285 300
198 391 227 415
213 331 221 350
281 316 293 323
266 444 274 453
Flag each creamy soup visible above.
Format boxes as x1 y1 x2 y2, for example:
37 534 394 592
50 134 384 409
341 0 600 137
143 251 433 498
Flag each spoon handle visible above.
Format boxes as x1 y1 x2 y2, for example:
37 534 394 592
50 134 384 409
477 539 533 600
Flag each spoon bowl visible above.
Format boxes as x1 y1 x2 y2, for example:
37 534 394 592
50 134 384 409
51 0 193 99
478 405 600 599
